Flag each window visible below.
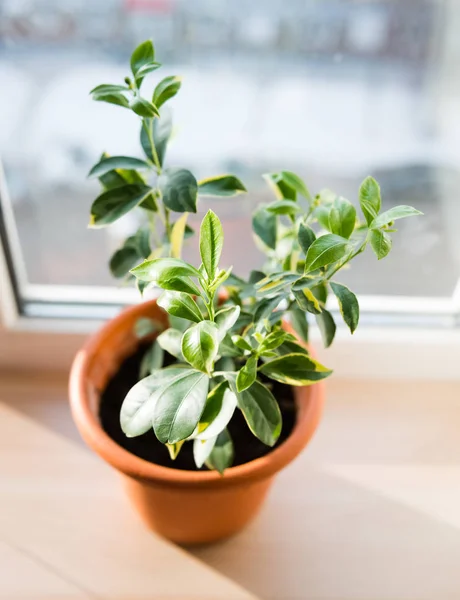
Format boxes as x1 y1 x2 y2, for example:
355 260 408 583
1 0 459 337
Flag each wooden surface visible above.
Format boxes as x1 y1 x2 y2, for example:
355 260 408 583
193 379 460 600
2 373 460 599
0 372 257 600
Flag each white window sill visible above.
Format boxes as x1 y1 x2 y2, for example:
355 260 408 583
1 373 459 599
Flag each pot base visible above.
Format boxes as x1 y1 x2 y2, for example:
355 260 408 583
122 474 273 545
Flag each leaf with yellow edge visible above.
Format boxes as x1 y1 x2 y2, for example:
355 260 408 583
170 213 188 258
166 440 184 460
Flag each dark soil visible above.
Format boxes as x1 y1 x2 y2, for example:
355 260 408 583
99 345 297 471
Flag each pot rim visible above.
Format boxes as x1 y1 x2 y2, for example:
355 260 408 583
69 300 325 490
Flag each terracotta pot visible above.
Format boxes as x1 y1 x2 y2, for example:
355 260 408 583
69 300 325 545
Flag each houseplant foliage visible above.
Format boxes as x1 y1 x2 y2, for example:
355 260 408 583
89 40 422 474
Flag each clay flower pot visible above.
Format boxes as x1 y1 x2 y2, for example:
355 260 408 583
69 299 325 545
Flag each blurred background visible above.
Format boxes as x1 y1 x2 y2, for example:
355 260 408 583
1 0 459 299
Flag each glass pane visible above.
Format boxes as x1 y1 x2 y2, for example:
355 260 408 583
0 0 457 297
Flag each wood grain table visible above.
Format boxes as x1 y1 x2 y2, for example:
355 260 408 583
0 372 256 600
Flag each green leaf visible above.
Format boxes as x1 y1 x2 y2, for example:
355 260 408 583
134 62 161 84
259 353 332 386
130 97 160 118
315 204 332 231
275 339 310 358
328 197 356 239
290 307 309 343
153 369 209 444
259 330 290 353
330 282 359 334
304 234 351 273
253 295 282 322
92 92 129 108
159 168 198 213
206 429 234 474
254 272 289 288
132 227 152 258
193 437 217 469
293 288 322 314
311 282 328 304
263 172 296 200
315 309 336 348
370 205 423 230
209 267 233 292
298 223 316 255
134 317 162 338
140 119 154 162
280 171 312 202
141 116 171 166
120 367 186 437
152 75 182 108
98 169 127 191
131 39 155 82
170 213 188 259
89 184 152 227
141 111 173 166
231 335 252 352
227 377 282 447
159 276 202 296
140 341 164 378
98 163 146 191
140 191 158 212
369 228 392 260
109 226 151 277
153 112 172 166
114 168 146 185
250 270 269 283
200 209 223 281
252 208 277 249
157 291 203 323
196 381 237 440
215 305 241 341
131 257 203 295
136 278 150 295
167 440 184 460
219 334 244 358
266 200 301 216
181 321 220 374
109 246 139 278
198 175 247 197
90 84 129 95
88 156 150 178
359 176 381 225
168 314 191 332
156 328 185 360
131 257 201 282
236 355 257 392
256 273 298 298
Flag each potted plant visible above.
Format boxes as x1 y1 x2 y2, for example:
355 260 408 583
69 40 422 545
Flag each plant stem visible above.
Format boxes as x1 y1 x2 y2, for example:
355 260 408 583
142 117 173 244
164 205 172 240
325 239 367 281
147 212 161 247
303 204 316 226
204 288 216 321
142 119 162 174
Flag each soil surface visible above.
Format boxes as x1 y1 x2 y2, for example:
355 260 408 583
99 345 297 471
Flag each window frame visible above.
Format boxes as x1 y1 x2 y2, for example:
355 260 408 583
1 161 460 378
